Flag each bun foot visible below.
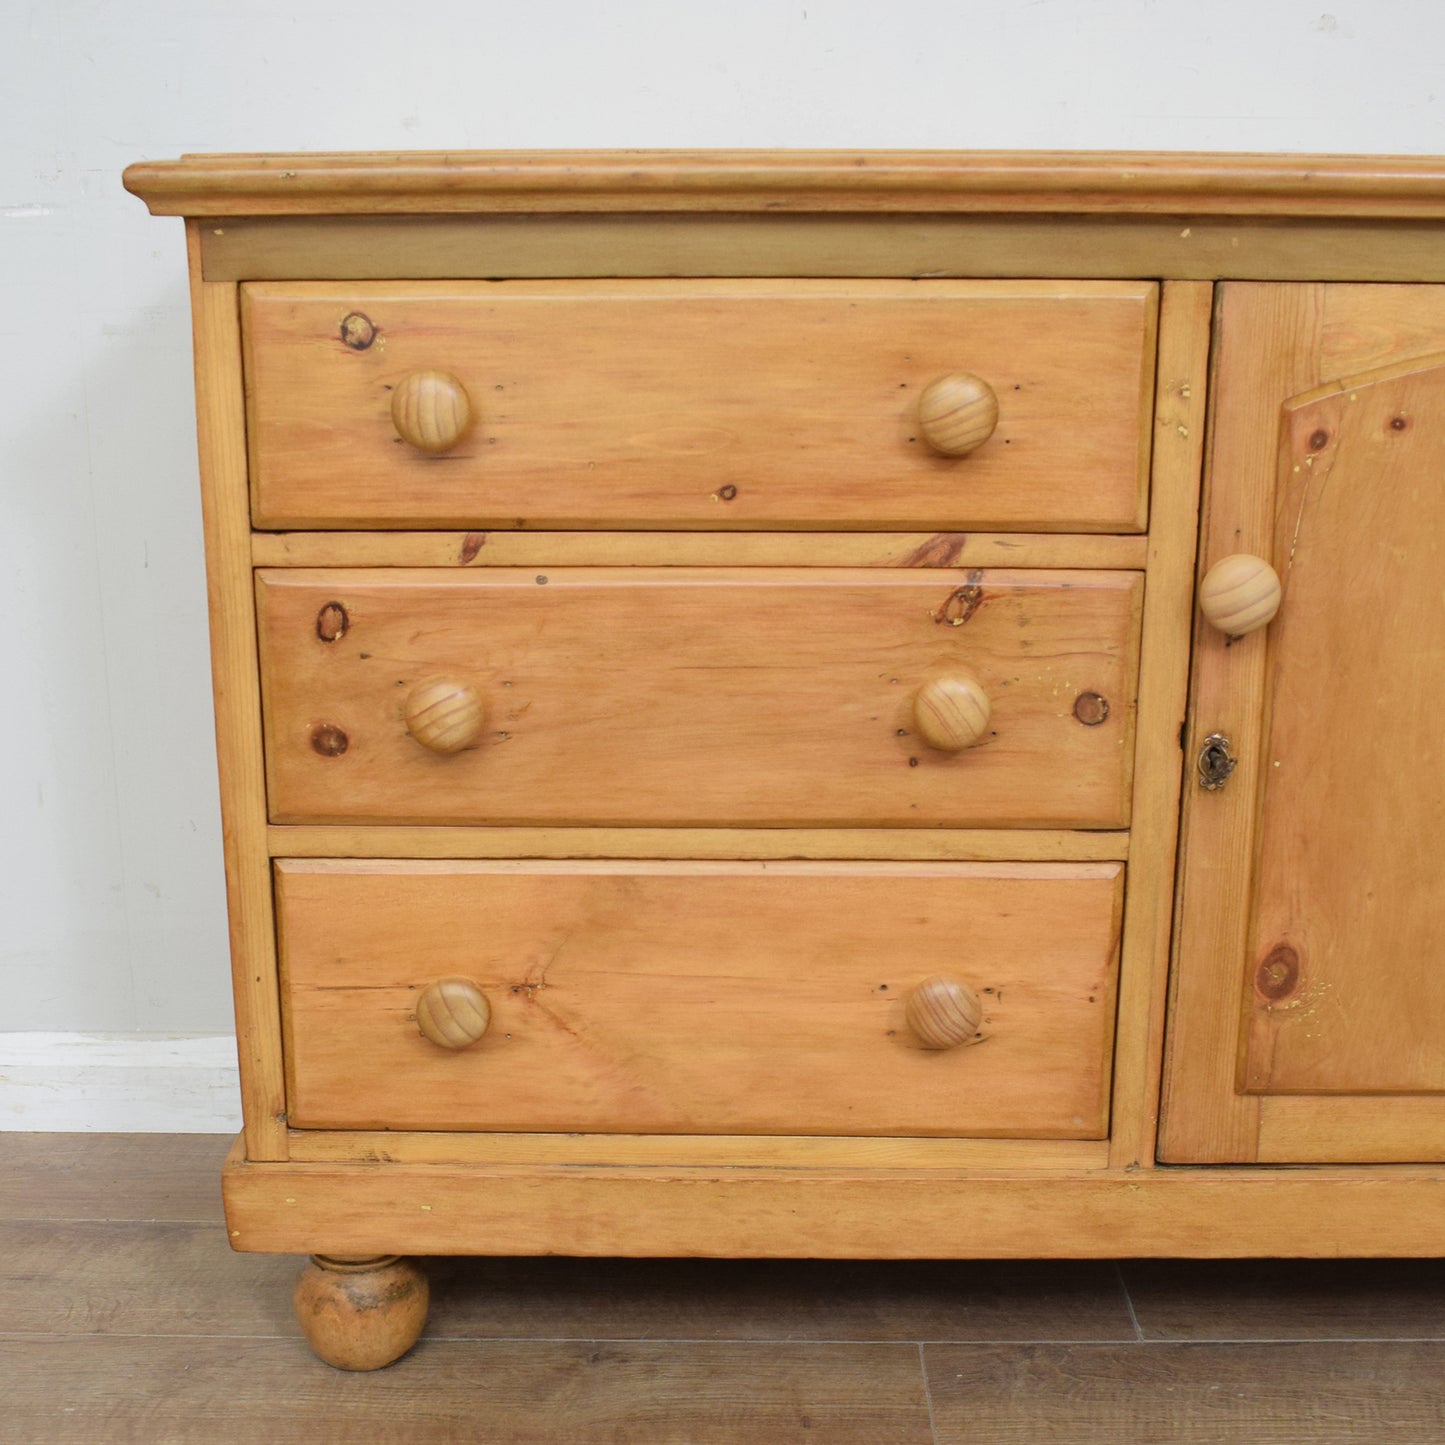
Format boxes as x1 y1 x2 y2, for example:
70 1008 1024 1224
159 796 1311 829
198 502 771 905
293 1254 429 1370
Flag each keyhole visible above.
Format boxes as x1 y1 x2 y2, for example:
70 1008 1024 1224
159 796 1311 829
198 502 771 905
1197 733 1236 791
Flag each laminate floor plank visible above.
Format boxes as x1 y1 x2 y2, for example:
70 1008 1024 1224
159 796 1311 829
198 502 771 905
924 1340 1445 1444
0 1133 230 1223
0 1336 935 1445
7 1138 1445 1443
428 1256 1138 1343
1120 1258 1445 1340
0 1220 297 1337
0 1217 1136 1344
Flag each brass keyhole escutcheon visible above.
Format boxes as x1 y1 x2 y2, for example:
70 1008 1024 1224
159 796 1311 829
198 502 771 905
1197 732 1236 791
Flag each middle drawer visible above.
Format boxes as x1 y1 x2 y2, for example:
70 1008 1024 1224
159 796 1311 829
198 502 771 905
257 568 1141 828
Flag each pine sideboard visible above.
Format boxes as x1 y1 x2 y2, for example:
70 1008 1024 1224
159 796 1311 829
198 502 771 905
124 151 1445 1370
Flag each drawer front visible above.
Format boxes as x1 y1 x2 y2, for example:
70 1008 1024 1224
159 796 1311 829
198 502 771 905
257 568 1141 828
277 859 1124 1137
242 279 1157 531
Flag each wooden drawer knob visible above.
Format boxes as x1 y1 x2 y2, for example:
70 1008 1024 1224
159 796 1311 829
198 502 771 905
918 372 999 456
391 370 471 453
404 676 486 754
912 671 991 752
1199 553 1282 636
416 977 491 1049
905 975 984 1050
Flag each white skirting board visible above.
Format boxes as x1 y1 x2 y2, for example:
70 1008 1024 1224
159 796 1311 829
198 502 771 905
0 1033 242 1132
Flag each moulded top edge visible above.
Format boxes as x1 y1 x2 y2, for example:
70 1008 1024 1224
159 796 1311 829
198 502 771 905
121 148 1445 219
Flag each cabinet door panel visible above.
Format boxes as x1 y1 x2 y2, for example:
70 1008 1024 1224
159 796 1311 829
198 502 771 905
1161 284 1445 1163
1244 361 1445 1095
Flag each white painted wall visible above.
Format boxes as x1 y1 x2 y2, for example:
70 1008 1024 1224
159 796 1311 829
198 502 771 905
2 1 1443 1120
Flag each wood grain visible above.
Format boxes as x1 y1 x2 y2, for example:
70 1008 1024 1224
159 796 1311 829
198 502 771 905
0 1219 295 1335
413 978 491 1050
241 279 1155 532
1255 1095 1445 1162
122 149 1445 217
923 1341 1445 1443
388 368 470 453
1105 281 1212 1171
917 371 999 455
0 1133 231 1223
1161 285 1445 1163
256 568 1143 829
401 675 486 754
221 1147 1445 1258
1122 1257 1445 1341
293 1254 429 1370
186 235 288 1161
265 824 1131 863
1241 358 1445 1096
198 213 1445 286
285 1131 1109 1170
1158 284 1326 1164
911 672 991 753
0 1336 935 1444
275 859 1124 1137
134 155 1445 1285
251 530 1151 570
6 1136 1443 1440
1198 552 1282 635
903 976 985 1049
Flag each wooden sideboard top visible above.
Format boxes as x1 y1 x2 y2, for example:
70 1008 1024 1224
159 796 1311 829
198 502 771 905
123 149 1445 218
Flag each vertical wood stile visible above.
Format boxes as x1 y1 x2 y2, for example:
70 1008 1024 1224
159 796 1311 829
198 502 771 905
187 221 288 1160
1107 281 1213 1169
1157 285 1326 1163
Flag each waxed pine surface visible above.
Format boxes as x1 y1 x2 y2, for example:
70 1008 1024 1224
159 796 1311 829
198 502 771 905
5 1136 1445 1444
255 568 1142 831
1160 283 1445 1167
275 860 1122 1138
240 280 1154 533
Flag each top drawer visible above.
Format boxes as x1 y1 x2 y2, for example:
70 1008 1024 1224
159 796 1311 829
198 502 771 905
242 280 1157 532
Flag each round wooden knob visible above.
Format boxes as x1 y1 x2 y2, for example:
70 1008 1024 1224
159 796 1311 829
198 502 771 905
391 370 472 453
912 671 991 752
404 676 486 754
416 977 491 1049
905 975 984 1050
918 372 999 456
1199 553 1282 636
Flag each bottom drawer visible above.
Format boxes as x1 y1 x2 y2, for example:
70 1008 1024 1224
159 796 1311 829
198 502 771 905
276 859 1123 1138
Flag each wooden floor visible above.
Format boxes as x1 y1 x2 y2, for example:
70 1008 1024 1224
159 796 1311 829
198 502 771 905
4 1136 1445 1443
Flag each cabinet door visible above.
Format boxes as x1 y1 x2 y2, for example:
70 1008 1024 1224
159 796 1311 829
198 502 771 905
1161 284 1445 1163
